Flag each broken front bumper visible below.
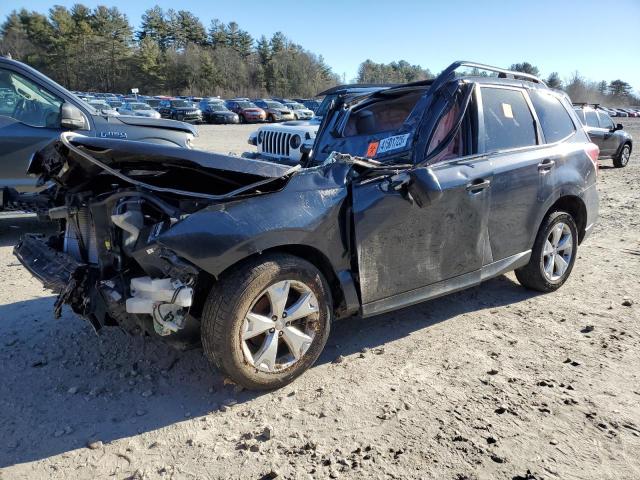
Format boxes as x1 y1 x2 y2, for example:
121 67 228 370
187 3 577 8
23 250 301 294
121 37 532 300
14 234 85 293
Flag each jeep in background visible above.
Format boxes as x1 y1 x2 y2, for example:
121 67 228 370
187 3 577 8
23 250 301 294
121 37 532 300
13 61 598 390
573 104 632 167
0 56 197 210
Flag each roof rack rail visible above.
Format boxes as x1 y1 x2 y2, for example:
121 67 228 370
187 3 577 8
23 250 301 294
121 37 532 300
573 102 600 108
428 61 547 96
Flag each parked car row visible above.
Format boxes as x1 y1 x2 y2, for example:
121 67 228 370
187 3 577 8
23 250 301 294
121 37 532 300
592 105 640 118
70 90 324 125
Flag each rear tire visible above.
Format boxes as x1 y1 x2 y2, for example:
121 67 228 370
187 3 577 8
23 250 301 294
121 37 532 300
613 143 631 168
201 253 332 390
515 211 578 292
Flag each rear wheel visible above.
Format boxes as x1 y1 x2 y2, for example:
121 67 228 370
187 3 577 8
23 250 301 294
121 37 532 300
613 143 631 168
201 253 332 390
239 114 246 124
515 211 578 292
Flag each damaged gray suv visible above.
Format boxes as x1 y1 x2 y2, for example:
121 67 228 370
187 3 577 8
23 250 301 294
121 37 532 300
15 62 599 390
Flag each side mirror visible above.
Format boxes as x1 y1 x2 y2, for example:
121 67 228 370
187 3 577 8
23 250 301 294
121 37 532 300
406 167 443 207
60 103 87 130
615 123 623 131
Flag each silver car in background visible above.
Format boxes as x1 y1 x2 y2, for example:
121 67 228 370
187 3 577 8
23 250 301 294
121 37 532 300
118 102 162 119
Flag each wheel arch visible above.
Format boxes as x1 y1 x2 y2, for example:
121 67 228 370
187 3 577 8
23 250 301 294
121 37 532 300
544 195 588 244
615 140 632 158
215 244 360 320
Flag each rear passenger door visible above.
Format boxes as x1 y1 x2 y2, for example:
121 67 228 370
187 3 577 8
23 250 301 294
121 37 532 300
480 86 554 262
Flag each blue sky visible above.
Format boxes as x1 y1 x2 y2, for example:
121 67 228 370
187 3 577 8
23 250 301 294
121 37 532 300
3 0 639 92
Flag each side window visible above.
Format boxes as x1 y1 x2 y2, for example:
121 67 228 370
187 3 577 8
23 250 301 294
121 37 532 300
585 110 599 128
0 67 63 128
481 87 537 152
598 112 614 130
529 91 575 143
573 108 586 125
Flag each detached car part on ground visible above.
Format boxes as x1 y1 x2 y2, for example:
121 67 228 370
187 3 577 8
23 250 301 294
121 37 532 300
15 61 599 390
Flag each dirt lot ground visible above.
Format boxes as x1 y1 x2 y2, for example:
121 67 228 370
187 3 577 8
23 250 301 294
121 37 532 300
1 120 639 480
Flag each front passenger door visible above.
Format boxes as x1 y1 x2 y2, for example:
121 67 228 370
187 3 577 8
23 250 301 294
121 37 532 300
353 90 492 313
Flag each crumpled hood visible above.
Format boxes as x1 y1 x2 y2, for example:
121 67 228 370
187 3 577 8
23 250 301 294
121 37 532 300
39 135 293 179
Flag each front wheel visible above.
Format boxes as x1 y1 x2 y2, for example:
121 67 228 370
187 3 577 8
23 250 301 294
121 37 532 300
613 143 631 168
515 211 578 292
201 253 332 390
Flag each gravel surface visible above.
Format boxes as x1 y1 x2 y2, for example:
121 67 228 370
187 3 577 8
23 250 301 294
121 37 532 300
1 120 639 480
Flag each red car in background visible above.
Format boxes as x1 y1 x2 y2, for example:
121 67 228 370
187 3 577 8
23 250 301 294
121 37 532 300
225 99 266 123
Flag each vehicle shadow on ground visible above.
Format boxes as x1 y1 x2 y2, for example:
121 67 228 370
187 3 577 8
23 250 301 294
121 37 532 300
0 271 538 467
0 214 540 466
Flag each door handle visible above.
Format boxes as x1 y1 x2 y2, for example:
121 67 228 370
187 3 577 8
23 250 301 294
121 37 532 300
537 159 555 172
466 179 490 193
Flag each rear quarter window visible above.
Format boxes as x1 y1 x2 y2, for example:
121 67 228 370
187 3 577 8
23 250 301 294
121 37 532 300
585 110 599 128
481 87 537 152
529 91 575 143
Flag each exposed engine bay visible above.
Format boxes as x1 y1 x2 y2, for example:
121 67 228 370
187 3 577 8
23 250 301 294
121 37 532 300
15 133 302 344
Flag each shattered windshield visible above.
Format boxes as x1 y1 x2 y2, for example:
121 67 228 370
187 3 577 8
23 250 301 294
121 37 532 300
344 90 424 136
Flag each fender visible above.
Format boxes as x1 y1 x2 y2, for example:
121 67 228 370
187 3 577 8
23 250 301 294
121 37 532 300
526 181 588 249
157 162 354 280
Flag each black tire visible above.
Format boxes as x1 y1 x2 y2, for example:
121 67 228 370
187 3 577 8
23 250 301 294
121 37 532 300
613 143 631 168
239 114 246 124
515 211 578 293
268 115 275 123
201 253 332 390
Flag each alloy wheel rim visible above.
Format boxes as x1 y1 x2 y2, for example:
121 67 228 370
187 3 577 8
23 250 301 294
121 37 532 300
622 146 630 165
241 280 319 373
541 222 573 281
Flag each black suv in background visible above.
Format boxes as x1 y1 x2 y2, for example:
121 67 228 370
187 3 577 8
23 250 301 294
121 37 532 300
14 62 599 390
198 99 240 124
573 104 632 167
0 57 197 205
158 99 203 123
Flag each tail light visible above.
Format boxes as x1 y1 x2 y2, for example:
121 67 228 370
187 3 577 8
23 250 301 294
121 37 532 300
585 143 599 177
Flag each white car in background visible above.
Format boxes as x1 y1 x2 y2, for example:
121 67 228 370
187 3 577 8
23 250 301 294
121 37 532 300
284 102 314 120
118 101 162 119
88 99 119 116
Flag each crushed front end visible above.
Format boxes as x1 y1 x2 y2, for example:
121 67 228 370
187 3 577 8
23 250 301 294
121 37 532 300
15 133 295 343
